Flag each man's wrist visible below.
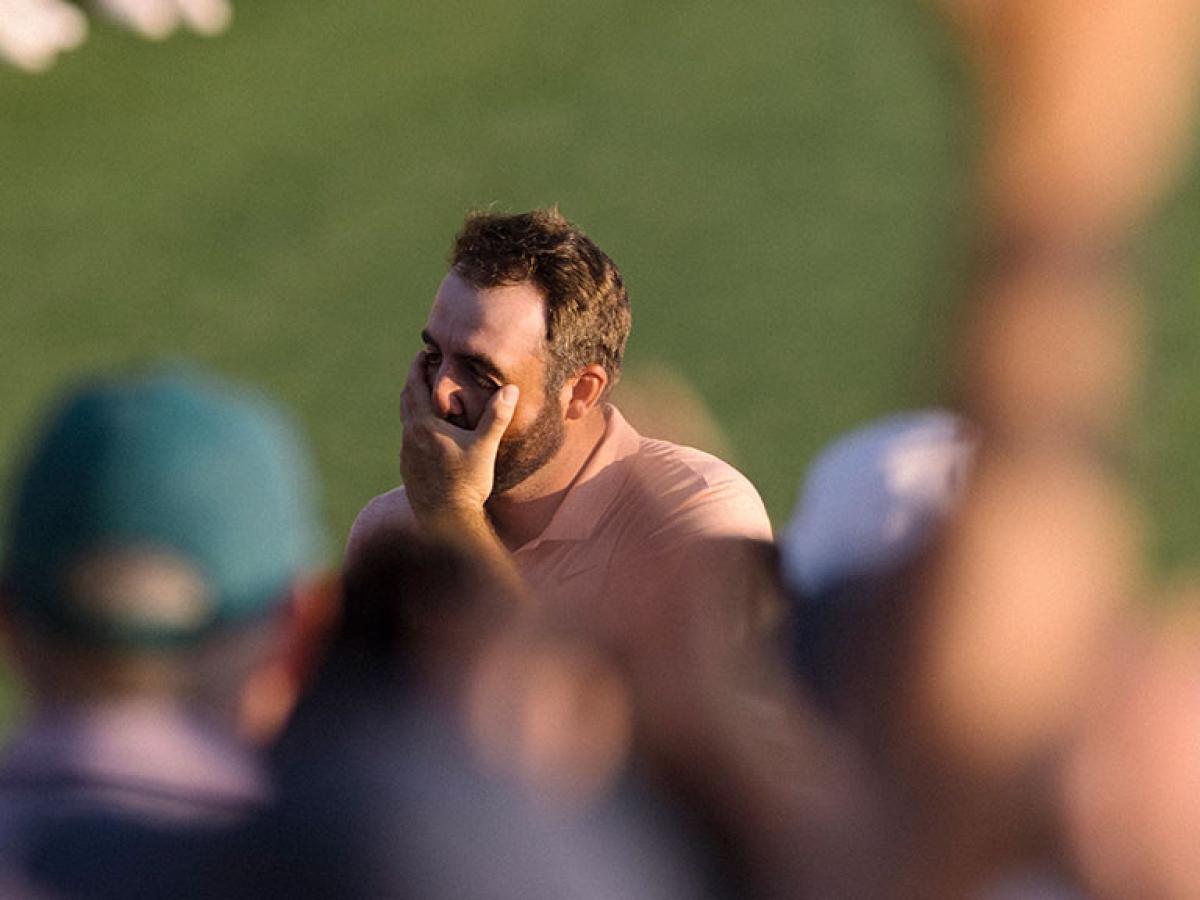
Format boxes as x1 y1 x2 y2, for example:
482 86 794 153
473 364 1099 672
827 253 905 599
408 492 488 530
428 503 488 533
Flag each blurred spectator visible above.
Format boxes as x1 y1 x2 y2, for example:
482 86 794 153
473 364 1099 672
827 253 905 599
247 525 702 900
94 0 230 41
606 532 891 899
779 409 974 717
1058 613 1200 899
0 0 230 73
778 412 1092 898
0 364 328 896
0 0 86 72
856 2 1200 895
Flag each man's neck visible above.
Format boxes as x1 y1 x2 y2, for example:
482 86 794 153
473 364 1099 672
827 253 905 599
486 408 608 551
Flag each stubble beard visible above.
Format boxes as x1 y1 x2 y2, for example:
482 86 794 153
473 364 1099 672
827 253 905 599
491 390 566 497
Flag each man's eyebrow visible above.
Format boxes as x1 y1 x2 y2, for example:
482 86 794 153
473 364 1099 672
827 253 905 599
420 330 507 382
465 353 505 382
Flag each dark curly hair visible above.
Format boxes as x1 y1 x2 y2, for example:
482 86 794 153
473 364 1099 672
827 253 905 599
450 207 631 394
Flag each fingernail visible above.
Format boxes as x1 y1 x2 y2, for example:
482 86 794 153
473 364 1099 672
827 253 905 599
500 385 518 405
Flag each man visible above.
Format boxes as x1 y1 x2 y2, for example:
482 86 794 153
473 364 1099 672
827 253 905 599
0 364 327 897
348 207 771 646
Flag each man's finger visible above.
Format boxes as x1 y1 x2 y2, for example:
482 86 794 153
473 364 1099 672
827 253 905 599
474 384 520 448
400 352 434 426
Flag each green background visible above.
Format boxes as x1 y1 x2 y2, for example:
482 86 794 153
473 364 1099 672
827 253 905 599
2 0 1200 723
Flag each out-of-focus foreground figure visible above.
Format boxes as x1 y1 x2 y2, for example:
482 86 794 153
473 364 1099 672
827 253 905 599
866 1 1200 897
244 524 703 900
0 365 327 897
0 0 231 72
92 0 231 40
0 0 85 71
763 1 1200 896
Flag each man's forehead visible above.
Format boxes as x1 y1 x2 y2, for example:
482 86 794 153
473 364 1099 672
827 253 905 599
426 273 548 356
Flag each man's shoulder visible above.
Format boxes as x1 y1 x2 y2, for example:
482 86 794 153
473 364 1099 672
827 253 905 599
632 435 749 486
622 435 772 541
346 487 415 562
356 486 414 521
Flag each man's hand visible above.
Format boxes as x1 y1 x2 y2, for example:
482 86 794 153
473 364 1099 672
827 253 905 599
399 351 529 604
400 351 519 523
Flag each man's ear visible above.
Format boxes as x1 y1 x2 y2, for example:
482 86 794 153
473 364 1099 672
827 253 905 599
564 365 609 420
237 571 341 745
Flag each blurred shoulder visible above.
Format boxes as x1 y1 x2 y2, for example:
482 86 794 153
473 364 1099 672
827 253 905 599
346 487 414 563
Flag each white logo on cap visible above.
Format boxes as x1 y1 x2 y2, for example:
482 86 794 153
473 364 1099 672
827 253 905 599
68 549 213 633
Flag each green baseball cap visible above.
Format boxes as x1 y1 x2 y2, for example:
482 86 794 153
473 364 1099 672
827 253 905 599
2 364 326 646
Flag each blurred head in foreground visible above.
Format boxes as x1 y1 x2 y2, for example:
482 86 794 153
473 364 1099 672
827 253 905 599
0 364 326 741
779 409 974 715
267 525 702 900
298 523 634 813
299 523 514 712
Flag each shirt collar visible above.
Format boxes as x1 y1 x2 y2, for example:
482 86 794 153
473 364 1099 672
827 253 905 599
514 404 641 551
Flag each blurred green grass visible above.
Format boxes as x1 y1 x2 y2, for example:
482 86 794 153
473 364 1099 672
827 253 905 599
2 0 1200 727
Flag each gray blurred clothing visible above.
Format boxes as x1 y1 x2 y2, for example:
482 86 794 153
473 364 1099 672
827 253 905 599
252 663 706 900
0 703 269 898
979 870 1093 900
0 674 704 899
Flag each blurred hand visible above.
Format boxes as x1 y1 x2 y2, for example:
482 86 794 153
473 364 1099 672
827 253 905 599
94 0 231 40
938 0 1200 236
0 0 87 72
1062 616 1200 900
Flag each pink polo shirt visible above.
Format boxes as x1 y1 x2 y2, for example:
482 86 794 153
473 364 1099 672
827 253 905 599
347 405 772 645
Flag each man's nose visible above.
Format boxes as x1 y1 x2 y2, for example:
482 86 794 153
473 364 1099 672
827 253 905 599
430 366 465 421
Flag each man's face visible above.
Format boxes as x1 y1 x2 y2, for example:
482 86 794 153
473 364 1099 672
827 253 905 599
420 271 566 495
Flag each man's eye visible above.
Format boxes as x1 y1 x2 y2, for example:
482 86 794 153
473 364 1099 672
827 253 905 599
424 351 442 367
473 373 499 391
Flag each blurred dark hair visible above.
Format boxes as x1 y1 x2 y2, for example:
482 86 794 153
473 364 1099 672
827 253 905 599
331 525 509 678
